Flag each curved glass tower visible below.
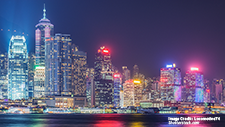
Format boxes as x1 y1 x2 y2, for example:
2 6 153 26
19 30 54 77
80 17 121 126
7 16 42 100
8 35 28 100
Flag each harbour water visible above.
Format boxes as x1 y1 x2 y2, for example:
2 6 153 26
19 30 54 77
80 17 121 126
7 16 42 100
0 114 225 127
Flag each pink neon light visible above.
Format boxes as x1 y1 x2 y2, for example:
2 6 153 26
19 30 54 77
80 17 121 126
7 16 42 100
190 67 199 71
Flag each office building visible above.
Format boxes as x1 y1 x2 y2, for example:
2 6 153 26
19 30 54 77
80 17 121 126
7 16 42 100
113 73 122 107
8 35 28 100
34 66 45 98
94 46 114 107
71 45 87 97
122 66 130 83
123 79 134 107
183 67 204 102
133 65 139 79
86 68 94 107
28 53 35 98
215 84 222 103
45 34 72 96
160 64 181 102
35 4 54 66
0 53 8 99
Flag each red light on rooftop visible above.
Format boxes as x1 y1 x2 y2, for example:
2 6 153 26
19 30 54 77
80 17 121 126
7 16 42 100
206 89 210 93
114 74 120 78
102 49 109 53
190 67 199 71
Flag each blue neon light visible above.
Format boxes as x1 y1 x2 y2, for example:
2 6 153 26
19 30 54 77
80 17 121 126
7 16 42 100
166 65 173 68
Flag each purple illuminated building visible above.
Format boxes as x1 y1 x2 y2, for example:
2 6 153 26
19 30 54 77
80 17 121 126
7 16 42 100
183 67 204 102
160 64 181 102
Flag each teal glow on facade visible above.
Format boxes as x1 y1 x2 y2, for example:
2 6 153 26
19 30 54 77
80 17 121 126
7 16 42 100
8 35 28 100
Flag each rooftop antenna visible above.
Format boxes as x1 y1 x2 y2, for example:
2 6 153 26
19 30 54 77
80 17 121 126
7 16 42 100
43 4 46 19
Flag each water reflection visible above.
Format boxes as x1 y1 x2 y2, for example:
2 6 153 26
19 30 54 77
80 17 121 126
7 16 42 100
0 114 224 127
130 122 144 127
94 120 124 127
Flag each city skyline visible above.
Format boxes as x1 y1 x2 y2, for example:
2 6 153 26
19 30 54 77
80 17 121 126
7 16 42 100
1 1 225 80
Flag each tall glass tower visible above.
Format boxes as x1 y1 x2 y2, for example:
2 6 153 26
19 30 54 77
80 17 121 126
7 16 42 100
0 53 8 99
8 35 28 100
94 46 114 107
45 34 72 96
71 44 87 97
113 73 122 107
35 4 54 66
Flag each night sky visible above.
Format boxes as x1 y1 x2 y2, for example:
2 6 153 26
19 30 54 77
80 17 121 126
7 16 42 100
1 0 225 80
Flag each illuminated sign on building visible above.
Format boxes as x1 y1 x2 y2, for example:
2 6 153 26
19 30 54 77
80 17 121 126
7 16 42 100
191 67 199 71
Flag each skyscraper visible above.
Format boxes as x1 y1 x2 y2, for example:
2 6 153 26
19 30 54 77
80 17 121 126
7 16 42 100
123 79 134 107
86 68 94 107
160 64 181 102
113 73 122 107
71 44 87 97
45 34 72 96
28 53 35 98
34 66 45 98
122 66 130 83
94 46 114 107
8 35 28 100
0 53 8 99
215 84 222 103
133 79 142 106
133 65 139 79
35 4 54 66
183 67 204 102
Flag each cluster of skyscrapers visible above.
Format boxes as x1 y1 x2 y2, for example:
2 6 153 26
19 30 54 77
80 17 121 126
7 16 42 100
0 5 224 108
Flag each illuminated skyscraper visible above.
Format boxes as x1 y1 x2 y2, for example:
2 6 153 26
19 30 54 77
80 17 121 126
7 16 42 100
35 4 54 66
133 79 142 106
113 73 122 107
71 44 87 97
122 66 130 83
133 65 139 79
45 34 72 96
123 79 134 107
28 53 35 98
0 53 8 99
94 46 114 107
183 67 204 102
215 84 222 103
8 35 28 100
160 64 181 102
86 68 94 107
34 66 45 98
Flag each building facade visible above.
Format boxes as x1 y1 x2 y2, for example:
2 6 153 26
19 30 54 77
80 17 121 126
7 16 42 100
123 79 134 107
28 53 35 98
94 46 114 107
71 45 87 97
160 64 181 102
8 35 28 100
45 34 72 96
0 53 8 99
183 68 204 102
113 73 122 107
86 68 94 107
122 66 130 83
34 66 45 98
35 5 54 66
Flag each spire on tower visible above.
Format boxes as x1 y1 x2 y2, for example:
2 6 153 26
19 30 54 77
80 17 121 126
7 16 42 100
43 4 46 19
